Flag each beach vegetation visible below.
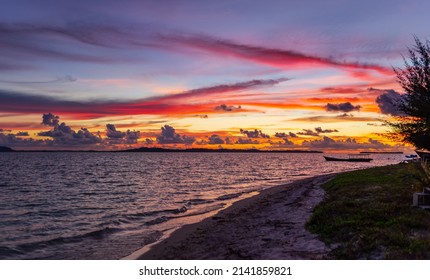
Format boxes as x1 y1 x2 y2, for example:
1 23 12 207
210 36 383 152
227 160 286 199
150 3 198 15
388 37 430 150
307 162 430 259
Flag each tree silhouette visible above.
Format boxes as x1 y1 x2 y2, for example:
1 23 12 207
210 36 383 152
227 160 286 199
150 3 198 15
389 37 430 150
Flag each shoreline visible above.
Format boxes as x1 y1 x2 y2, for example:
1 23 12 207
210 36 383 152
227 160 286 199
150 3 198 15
136 173 337 260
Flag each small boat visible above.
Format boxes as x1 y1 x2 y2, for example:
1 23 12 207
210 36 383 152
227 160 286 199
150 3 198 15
405 154 418 159
324 154 373 162
415 150 430 159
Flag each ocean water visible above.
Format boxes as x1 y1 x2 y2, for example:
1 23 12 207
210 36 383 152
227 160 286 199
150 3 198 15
0 152 403 259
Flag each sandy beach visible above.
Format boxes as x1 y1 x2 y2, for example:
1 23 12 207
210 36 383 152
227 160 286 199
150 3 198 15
138 174 336 260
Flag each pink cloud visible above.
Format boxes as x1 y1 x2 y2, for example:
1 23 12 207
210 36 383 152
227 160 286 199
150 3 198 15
159 34 393 75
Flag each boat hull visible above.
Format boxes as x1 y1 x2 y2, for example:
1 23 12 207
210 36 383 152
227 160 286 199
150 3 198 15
323 156 373 162
415 150 430 159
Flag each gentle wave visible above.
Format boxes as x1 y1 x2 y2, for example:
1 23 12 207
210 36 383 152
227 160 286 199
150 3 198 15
1 227 122 259
0 152 404 259
125 206 189 220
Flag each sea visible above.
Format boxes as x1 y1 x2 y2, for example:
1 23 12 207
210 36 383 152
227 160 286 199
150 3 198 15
0 152 404 259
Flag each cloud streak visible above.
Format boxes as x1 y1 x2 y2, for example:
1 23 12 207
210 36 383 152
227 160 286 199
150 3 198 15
0 78 286 117
0 75 76 85
160 34 392 74
0 22 148 64
290 115 381 123
154 78 288 102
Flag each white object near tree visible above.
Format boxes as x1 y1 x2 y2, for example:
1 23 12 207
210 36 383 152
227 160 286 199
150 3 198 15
413 192 430 208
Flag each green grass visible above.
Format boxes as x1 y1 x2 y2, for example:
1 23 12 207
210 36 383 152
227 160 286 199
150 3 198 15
306 162 430 259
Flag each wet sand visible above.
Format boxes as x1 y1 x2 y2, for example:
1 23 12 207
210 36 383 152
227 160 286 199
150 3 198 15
138 174 336 260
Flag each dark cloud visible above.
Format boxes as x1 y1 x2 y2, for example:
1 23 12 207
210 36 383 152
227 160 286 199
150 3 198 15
38 124 102 145
303 136 344 148
214 104 242 112
225 137 232 144
208 134 225 145
0 128 11 132
297 127 338 137
297 129 319 136
240 129 270 138
283 138 294 145
0 133 43 147
274 132 287 138
156 125 195 145
4 113 143 148
73 128 103 144
374 89 405 116
325 102 361 112
337 113 354 118
125 130 141 144
275 132 298 138
39 122 72 137
302 136 390 149
145 138 154 145
106 124 141 144
16 131 29 136
42 112 60 127
106 124 126 139
235 137 260 145
38 114 102 145
269 138 294 147
315 127 339 133
272 134 294 146
367 122 387 127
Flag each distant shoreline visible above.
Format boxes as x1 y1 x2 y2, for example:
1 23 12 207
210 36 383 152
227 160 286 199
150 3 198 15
359 151 403 154
0 146 323 153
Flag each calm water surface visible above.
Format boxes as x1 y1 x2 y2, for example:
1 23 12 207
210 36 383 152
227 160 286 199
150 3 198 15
0 152 403 259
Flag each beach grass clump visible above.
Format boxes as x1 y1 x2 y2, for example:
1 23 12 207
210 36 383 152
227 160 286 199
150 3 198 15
307 162 430 259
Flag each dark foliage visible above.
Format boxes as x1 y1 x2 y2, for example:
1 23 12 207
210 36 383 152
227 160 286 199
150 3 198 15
390 37 430 150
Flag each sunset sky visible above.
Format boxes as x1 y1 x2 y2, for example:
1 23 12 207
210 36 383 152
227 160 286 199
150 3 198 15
1 0 429 151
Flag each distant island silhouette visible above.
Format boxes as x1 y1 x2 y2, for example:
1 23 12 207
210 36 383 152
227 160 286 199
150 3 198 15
0 146 14 152
121 147 324 153
0 146 323 153
359 151 403 154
